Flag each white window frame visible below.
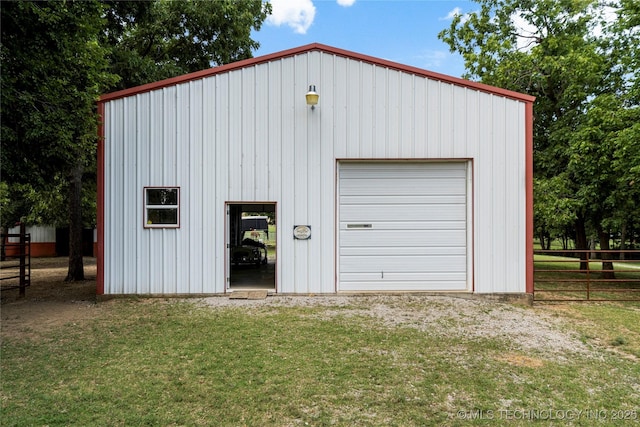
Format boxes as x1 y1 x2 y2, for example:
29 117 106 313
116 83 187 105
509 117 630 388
144 187 180 229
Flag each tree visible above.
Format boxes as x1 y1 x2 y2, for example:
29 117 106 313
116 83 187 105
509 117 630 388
439 0 639 268
1 0 270 281
102 0 271 91
1 0 115 280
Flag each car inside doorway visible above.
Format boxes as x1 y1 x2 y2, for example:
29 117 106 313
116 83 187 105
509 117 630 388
226 203 276 292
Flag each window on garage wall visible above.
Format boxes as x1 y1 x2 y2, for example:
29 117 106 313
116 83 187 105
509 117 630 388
144 187 180 228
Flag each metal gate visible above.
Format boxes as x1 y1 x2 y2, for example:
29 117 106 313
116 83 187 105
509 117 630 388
534 249 640 302
1 223 31 297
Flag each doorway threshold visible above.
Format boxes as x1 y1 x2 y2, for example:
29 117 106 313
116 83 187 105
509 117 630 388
228 290 270 300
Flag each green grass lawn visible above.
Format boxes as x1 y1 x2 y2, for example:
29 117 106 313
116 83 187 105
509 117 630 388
2 298 639 426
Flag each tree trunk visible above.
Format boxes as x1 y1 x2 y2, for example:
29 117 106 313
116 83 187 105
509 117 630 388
620 223 627 261
598 228 615 280
66 162 84 281
538 232 546 250
574 216 589 271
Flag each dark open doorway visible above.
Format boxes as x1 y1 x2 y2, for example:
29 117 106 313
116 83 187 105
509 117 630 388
227 203 276 291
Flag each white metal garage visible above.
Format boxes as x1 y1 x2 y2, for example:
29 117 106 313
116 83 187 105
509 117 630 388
338 162 471 291
98 43 535 296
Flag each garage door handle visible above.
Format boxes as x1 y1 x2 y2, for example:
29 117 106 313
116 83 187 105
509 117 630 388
346 224 372 229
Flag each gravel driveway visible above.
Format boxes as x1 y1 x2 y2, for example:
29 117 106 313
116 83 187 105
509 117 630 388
198 294 596 360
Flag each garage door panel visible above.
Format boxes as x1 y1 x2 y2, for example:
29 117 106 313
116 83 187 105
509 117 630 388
339 163 466 179
340 272 467 281
338 280 468 291
340 246 466 256
341 205 466 222
340 178 465 196
338 162 469 292
340 255 466 273
340 229 466 247
341 195 466 205
340 220 466 231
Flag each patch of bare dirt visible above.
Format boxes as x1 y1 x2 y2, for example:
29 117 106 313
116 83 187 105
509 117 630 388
1 257 97 340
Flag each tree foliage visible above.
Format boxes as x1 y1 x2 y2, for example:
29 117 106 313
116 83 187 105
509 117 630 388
1 0 270 279
1 0 113 228
439 0 639 253
102 0 270 90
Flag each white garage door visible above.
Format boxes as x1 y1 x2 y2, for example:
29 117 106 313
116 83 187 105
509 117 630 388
338 162 470 291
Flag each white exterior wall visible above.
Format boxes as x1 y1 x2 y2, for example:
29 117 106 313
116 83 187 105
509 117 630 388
7 225 55 243
102 49 527 294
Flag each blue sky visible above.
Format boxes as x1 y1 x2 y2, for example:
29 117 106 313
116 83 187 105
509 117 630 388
252 0 476 78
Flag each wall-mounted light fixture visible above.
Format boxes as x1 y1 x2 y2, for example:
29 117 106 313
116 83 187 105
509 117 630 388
305 85 319 110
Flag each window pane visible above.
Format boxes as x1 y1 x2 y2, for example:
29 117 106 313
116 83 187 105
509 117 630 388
146 188 178 205
147 208 178 225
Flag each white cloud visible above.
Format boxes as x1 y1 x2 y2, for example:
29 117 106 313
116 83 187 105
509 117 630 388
440 7 473 24
337 0 356 6
417 50 448 69
267 0 316 34
440 7 462 21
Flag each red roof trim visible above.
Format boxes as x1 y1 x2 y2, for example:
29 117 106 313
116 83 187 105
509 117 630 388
99 43 535 103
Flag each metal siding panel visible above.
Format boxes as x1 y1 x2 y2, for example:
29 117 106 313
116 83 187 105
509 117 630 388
176 83 190 293
491 96 507 294
123 97 137 293
28 226 55 243
475 92 493 292
202 77 217 293
137 93 150 294
255 64 270 200
147 91 164 293
241 67 256 200
267 61 282 202
307 51 324 293
103 103 112 292
110 99 125 293
187 80 203 293
332 56 348 158
465 89 480 158
426 80 441 158
439 83 454 157
213 74 228 293
228 71 242 200
373 67 387 157
320 55 338 293
345 59 361 157
414 78 427 158
452 86 467 157
506 102 526 293
165 87 178 294
359 63 375 158
386 71 401 158
293 54 309 293
399 73 414 157
277 57 296 293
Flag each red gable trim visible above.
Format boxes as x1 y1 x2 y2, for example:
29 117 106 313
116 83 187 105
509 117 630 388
99 43 535 104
